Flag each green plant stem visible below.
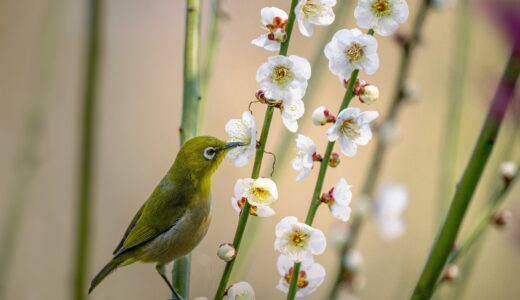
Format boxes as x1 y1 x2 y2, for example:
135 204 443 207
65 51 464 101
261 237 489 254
286 66 361 300
437 0 471 223
73 1 102 299
448 175 517 266
173 0 202 298
328 1 432 298
213 1 299 298
198 0 221 129
410 50 520 300
232 0 354 280
0 1 61 298
445 114 520 300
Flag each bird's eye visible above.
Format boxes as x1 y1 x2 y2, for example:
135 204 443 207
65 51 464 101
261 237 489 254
203 147 217 160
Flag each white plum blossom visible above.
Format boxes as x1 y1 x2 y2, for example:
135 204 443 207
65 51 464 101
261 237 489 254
292 134 317 181
354 0 409 36
281 97 305 132
227 281 256 300
252 7 289 51
326 108 378 157
225 112 257 167
373 183 408 240
274 216 326 262
324 28 379 81
231 178 278 217
256 55 311 102
276 254 326 297
295 0 337 37
325 178 353 222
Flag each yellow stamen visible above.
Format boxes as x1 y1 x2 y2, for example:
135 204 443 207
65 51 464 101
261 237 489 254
271 65 293 87
371 0 392 18
339 118 360 139
345 42 365 63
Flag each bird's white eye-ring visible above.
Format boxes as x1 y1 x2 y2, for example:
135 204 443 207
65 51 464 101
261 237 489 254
203 147 217 160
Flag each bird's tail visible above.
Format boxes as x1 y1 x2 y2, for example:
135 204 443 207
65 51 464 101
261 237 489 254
88 253 134 294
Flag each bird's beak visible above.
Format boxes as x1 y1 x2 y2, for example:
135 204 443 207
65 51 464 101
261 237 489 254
221 141 246 151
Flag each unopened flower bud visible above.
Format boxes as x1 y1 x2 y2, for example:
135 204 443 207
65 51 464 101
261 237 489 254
403 79 420 101
492 209 512 228
441 264 460 283
329 223 349 249
320 191 333 203
217 243 236 262
342 250 364 273
255 89 267 103
328 152 341 167
312 106 333 126
312 152 323 162
499 161 517 184
359 84 379 104
378 121 398 144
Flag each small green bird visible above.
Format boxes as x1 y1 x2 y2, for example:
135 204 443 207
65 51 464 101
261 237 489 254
88 136 244 298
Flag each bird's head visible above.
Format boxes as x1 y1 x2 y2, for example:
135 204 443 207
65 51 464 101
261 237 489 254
172 135 245 181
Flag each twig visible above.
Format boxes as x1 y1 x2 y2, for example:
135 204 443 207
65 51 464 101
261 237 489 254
172 0 203 298
213 1 300 298
437 0 471 222
328 1 433 298
73 1 102 299
410 48 520 300
0 1 62 297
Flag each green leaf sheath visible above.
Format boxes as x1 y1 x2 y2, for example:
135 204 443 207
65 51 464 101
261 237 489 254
73 1 102 300
213 1 299 299
173 0 202 298
410 50 520 300
287 69 361 300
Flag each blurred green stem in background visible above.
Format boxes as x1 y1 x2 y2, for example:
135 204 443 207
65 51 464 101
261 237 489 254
233 0 354 280
437 0 471 223
443 114 520 300
287 67 361 300
446 168 518 267
198 0 222 130
73 0 102 300
214 1 299 298
0 1 61 298
410 49 520 300
328 1 432 298
173 0 202 298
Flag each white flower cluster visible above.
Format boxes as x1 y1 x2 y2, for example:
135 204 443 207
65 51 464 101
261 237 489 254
223 0 409 298
279 0 409 297
274 216 326 297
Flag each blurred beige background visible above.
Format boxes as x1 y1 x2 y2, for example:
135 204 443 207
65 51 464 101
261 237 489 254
1 0 519 299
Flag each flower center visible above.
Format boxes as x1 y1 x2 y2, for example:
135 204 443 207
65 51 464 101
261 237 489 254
271 65 293 87
371 0 392 18
284 268 309 288
345 42 365 63
339 118 360 139
289 229 309 248
251 187 270 201
302 1 322 17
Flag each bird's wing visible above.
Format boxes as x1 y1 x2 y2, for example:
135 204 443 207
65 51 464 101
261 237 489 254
113 204 144 255
113 177 188 257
